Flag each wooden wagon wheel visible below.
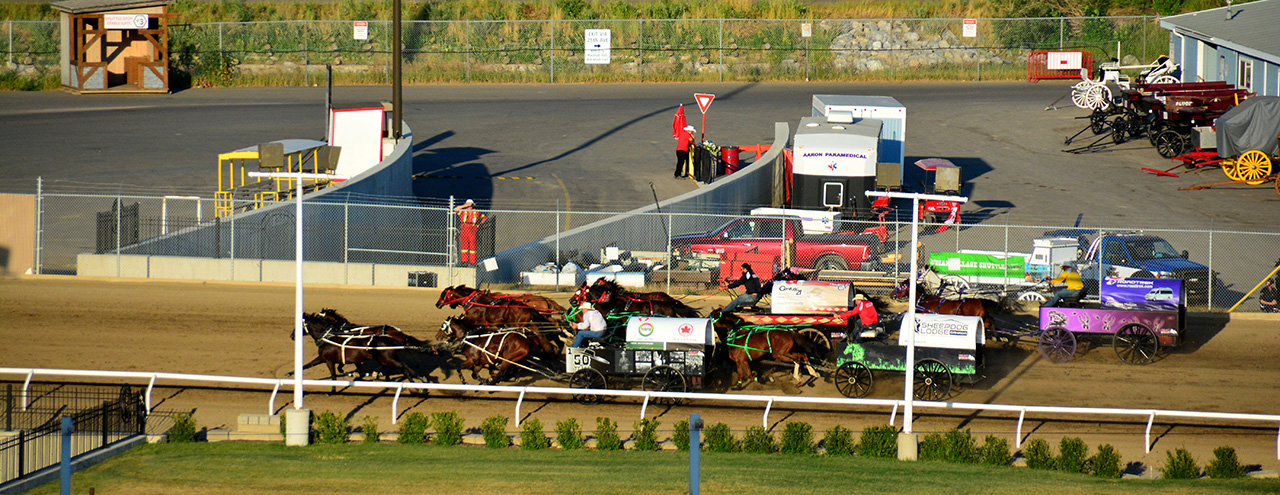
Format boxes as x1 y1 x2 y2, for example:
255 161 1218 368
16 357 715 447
569 368 607 405
1037 327 1077 364
1154 129 1188 159
913 359 952 401
1234 150 1272 185
1113 323 1159 365
642 365 687 405
834 362 874 398
797 328 831 355
1222 157 1242 181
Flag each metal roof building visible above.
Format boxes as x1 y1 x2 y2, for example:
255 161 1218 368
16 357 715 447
1160 0 1280 96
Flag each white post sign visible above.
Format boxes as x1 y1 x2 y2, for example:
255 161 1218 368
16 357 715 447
353 21 369 41
801 23 812 38
584 29 611 65
962 19 977 38
104 14 148 30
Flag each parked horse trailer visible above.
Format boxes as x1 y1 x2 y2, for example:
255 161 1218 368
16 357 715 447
811 95 907 183
792 115 881 217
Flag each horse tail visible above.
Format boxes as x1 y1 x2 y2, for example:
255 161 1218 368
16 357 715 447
672 300 702 318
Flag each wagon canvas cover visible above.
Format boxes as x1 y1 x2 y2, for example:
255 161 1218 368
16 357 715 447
624 317 713 349
1215 96 1280 158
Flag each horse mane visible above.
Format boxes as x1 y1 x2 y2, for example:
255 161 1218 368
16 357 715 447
319 308 351 324
592 278 626 295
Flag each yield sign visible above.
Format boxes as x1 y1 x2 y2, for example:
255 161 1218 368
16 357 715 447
694 93 715 114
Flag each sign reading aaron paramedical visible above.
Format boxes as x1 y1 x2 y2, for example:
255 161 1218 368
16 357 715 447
584 29 611 64
927 252 1026 285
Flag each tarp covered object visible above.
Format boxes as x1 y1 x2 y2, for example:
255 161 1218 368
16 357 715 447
1216 96 1280 158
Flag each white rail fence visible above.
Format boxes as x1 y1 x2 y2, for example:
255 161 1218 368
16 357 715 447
4 367 1277 458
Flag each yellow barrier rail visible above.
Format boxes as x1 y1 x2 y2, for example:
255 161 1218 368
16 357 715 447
215 139 335 218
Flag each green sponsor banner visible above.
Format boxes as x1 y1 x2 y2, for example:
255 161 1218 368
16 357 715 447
927 252 1026 278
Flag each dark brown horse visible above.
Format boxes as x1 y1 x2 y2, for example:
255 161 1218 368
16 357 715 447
436 286 564 330
712 311 822 387
436 317 548 385
571 279 701 318
292 312 422 382
570 278 685 307
891 280 1000 331
434 285 566 317
316 308 419 343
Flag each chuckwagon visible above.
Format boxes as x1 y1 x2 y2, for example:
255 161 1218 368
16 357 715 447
566 316 714 404
831 313 986 401
1033 278 1186 365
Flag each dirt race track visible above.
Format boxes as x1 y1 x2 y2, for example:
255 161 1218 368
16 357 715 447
2 276 1279 472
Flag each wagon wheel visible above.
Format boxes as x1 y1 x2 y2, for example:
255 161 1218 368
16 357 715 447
1037 327 1077 364
1089 109 1108 135
569 368 608 405
1154 129 1188 159
1113 324 1159 365
1222 158 1242 181
1085 84 1111 110
1071 84 1096 109
1152 75 1179 84
1275 173 1280 197
797 328 831 356
939 275 970 295
1233 150 1272 185
913 359 952 401
642 365 687 405
834 362 874 398
1017 291 1047 303
1147 121 1165 145
1109 117 1129 144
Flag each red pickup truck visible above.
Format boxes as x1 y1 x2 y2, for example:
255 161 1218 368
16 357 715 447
672 217 882 273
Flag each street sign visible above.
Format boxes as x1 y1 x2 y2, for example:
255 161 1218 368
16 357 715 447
104 14 148 30
801 23 812 38
584 29 611 65
962 19 977 38
353 21 368 40
694 93 715 114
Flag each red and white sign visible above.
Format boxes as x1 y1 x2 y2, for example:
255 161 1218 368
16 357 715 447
353 21 369 41
1047 51 1083 70
962 19 977 38
104 14 148 30
694 93 715 114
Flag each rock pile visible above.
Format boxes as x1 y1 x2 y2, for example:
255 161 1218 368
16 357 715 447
823 20 1010 71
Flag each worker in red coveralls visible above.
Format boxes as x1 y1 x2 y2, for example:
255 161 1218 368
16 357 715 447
675 125 696 178
454 199 486 265
838 293 880 341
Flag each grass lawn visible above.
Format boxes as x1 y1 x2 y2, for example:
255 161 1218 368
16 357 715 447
23 442 1280 495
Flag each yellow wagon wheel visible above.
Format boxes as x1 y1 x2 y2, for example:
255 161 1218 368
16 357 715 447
1221 158 1241 181
1234 150 1272 185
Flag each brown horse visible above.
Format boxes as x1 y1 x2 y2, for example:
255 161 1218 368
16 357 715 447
436 317 547 385
571 280 701 318
434 285 566 317
316 308 419 343
292 312 421 382
436 286 564 330
571 278 684 307
712 311 822 387
891 280 1000 331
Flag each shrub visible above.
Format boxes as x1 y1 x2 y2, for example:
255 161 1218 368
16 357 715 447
672 419 690 451
1160 448 1200 479
481 415 510 448
1056 437 1089 473
944 429 979 463
1090 444 1122 478
431 411 465 446
632 419 660 451
742 426 777 454
980 435 1011 466
520 419 551 450
1206 446 1245 479
595 417 621 451
361 416 380 444
857 425 897 458
397 412 430 444
919 432 947 461
1022 438 1055 470
168 413 197 443
555 418 584 450
705 423 739 453
821 426 854 456
780 422 815 455
313 410 349 444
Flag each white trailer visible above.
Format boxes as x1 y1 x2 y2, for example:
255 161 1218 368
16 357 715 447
792 115 881 217
811 95 907 185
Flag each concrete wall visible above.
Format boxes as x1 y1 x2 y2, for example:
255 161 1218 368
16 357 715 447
485 122 790 283
76 253 473 287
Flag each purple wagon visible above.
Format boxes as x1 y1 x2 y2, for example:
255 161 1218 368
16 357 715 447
1035 278 1187 365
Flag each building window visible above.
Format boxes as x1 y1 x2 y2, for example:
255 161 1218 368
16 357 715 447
1238 58 1253 92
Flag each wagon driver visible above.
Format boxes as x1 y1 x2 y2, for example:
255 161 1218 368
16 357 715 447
1042 263 1084 307
570 302 608 348
722 263 765 313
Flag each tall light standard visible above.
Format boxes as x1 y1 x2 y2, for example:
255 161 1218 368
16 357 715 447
248 169 348 446
864 190 967 460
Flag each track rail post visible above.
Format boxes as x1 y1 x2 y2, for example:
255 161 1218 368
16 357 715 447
145 374 157 412
762 398 773 429
1016 408 1027 448
22 370 32 411
268 380 282 415
640 393 650 419
391 383 405 424
514 388 526 427
889 402 898 426
1145 411 1156 453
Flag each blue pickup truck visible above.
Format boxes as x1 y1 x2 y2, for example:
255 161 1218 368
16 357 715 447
1069 232 1214 302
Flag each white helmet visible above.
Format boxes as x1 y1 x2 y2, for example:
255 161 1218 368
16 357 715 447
579 302 592 310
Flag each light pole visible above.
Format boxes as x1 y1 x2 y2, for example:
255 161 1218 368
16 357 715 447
864 190 967 459
248 170 348 445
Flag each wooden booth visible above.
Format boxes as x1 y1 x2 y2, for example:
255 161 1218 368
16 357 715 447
51 0 173 94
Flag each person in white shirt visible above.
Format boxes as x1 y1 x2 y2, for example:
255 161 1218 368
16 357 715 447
570 302 608 348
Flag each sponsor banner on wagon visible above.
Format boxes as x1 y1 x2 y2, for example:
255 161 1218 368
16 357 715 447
1101 277 1182 309
927 252 1027 285
771 280 851 314
899 314 983 350
625 317 713 349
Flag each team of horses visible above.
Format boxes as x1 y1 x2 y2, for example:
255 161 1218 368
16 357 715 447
291 271 1009 391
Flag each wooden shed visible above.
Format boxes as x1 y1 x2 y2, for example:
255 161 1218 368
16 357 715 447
51 0 173 94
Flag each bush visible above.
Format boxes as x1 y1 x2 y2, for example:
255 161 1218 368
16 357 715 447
595 417 621 451
742 426 777 454
944 429 979 463
361 416 380 444
1022 438 1055 470
780 422 815 455
672 419 690 451
705 423 739 453
632 419 660 451
821 426 854 456
555 418 584 450
1090 444 1122 478
980 435 1011 466
168 413 197 443
1161 448 1200 479
313 410 349 444
397 412 430 444
857 425 897 458
520 419 551 450
431 411 465 446
1056 437 1089 473
919 432 947 461
481 415 510 448
1206 446 1245 479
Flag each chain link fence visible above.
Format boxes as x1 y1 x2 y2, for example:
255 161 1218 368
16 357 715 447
4 16 1169 84
27 190 1280 312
